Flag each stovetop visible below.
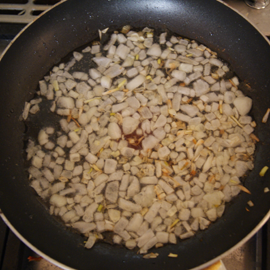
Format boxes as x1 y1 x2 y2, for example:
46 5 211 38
0 0 270 269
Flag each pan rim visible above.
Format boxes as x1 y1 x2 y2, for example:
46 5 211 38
217 0 270 45
0 213 75 270
0 0 67 63
0 0 270 269
191 209 270 269
2 210 270 269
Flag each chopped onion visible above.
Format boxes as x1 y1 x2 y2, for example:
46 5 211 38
259 166 269 177
262 108 270 123
247 200 254 207
24 25 257 255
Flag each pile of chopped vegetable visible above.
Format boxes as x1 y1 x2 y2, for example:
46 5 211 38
24 26 257 254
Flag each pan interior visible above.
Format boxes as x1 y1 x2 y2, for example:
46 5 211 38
0 0 270 269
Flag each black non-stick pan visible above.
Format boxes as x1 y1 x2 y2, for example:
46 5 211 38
0 0 270 269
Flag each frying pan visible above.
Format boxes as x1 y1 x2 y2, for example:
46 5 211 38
0 0 270 269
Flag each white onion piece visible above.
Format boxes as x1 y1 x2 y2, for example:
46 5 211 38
233 97 252 116
92 57 112 68
122 117 140 135
171 70 186 81
57 97 75 109
115 44 130 60
85 234 96 249
126 75 145 91
38 130 48 145
118 198 142 212
107 122 121 139
50 194 67 207
147 44 162 57
101 76 112 89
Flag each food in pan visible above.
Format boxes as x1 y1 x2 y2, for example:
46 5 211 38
24 26 256 253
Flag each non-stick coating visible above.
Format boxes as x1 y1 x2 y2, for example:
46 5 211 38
0 0 270 269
